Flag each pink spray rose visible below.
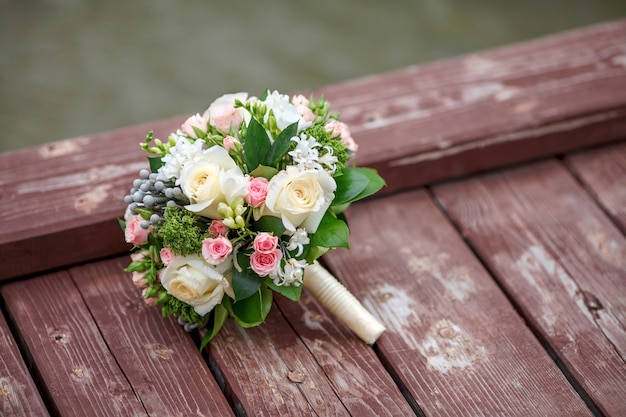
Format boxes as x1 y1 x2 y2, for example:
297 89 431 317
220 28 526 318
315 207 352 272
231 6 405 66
253 232 279 254
181 113 208 138
325 120 358 153
246 177 269 208
125 215 152 245
202 236 233 265
291 94 315 122
223 135 240 151
159 247 174 266
132 271 148 288
250 249 282 277
142 288 158 306
212 107 243 135
209 219 229 237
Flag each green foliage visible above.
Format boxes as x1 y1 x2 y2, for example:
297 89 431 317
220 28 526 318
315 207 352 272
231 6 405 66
268 121 298 166
309 211 350 249
199 304 229 351
157 206 207 255
232 251 264 300
160 293 206 325
251 216 286 236
332 167 386 206
224 285 273 328
265 277 303 301
243 117 271 171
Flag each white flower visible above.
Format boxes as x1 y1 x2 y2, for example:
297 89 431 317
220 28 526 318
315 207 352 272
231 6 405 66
286 228 309 256
179 146 247 219
265 166 336 233
160 254 234 316
262 90 312 132
270 258 308 286
318 146 339 174
157 135 208 182
289 133 321 170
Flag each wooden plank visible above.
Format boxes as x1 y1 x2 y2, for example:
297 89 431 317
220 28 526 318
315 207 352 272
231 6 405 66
0 116 184 281
207 307 352 416
1 272 149 417
275 291 415 415
565 140 626 232
2 20 626 280
322 189 592 417
316 19 626 187
0 312 50 417
68 257 234 417
433 159 626 417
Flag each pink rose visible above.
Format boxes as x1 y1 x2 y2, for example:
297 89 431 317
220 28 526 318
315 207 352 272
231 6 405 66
212 108 243 135
223 135 239 151
325 120 358 153
254 232 279 254
142 288 158 306
132 271 148 288
246 177 269 208
250 249 282 277
181 113 208 138
209 219 229 237
130 250 148 262
125 215 152 245
160 247 174 266
202 236 233 265
292 94 315 122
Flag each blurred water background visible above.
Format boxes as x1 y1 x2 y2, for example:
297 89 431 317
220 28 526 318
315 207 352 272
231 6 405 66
1 0 624 152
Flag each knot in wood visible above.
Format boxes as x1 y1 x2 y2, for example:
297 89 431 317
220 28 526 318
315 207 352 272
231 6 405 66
287 370 306 383
581 291 603 312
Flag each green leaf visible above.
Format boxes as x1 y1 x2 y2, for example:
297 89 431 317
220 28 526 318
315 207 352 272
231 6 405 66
148 156 164 173
250 165 279 180
349 167 386 202
244 117 271 170
305 246 330 264
268 121 298 165
232 251 264 300
309 212 350 249
228 285 273 328
251 216 286 236
117 218 126 231
265 277 303 301
259 89 269 101
199 303 229 351
332 168 370 206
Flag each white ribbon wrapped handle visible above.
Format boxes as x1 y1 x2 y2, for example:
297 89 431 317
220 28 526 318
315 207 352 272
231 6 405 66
303 261 385 344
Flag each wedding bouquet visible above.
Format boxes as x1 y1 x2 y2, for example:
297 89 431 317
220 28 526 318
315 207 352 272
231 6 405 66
122 90 385 349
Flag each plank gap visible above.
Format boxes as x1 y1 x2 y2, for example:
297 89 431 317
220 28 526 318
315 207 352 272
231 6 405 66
426 185 605 417
1 288 59 417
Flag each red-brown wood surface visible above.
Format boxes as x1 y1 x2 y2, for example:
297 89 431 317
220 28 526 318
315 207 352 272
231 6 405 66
208 307 353 416
565 141 626 232
322 189 592 417
317 19 626 191
69 257 234 417
0 117 184 280
1 272 149 417
0 312 50 417
2 19 626 281
433 159 626 417
275 291 415 415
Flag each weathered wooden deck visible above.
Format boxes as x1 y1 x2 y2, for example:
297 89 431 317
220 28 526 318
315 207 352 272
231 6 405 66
1 19 625 417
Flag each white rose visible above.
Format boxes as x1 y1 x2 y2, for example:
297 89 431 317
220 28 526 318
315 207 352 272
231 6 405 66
265 166 336 233
262 90 312 131
180 146 246 218
161 254 234 316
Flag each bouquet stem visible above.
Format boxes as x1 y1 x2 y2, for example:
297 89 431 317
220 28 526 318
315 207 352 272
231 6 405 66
303 261 385 344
